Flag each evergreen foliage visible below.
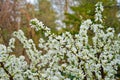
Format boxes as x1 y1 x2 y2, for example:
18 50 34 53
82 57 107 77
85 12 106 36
64 0 120 34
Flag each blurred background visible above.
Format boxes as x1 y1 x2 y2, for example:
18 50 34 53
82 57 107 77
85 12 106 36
0 0 120 79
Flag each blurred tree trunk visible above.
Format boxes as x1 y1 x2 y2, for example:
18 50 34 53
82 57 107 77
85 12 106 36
64 0 69 13
0 0 25 45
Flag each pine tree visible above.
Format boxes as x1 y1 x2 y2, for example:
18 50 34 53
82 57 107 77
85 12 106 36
63 0 119 34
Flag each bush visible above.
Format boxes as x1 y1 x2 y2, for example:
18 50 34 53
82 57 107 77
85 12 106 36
0 2 120 80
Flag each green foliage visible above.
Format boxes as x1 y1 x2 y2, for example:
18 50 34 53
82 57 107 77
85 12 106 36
36 0 57 31
64 0 119 34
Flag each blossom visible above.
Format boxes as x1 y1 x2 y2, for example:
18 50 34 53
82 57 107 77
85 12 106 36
95 2 104 23
0 2 120 80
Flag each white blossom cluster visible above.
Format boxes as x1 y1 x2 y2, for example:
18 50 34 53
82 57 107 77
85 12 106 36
0 2 120 80
95 2 104 23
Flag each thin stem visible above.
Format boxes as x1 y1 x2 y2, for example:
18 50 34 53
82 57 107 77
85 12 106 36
0 62 13 80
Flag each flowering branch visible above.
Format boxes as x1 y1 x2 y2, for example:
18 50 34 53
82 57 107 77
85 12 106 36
0 2 120 80
0 62 13 80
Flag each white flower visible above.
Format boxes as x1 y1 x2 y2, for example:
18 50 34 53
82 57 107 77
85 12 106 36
95 2 104 23
0 44 7 54
0 2 119 80
118 33 120 38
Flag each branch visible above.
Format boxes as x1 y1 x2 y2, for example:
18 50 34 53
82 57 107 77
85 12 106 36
0 62 13 80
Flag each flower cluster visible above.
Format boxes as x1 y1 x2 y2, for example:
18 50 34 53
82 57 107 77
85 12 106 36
0 2 120 80
95 2 104 23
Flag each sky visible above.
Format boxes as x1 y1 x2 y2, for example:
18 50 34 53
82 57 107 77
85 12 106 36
27 0 36 4
118 0 120 3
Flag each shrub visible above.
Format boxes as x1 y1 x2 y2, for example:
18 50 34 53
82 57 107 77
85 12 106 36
0 2 120 80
